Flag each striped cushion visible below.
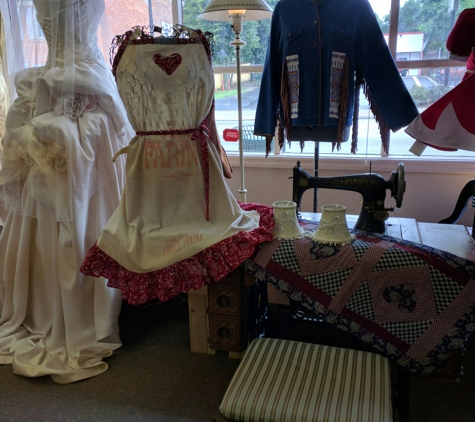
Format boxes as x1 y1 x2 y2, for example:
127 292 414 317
219 338 393 422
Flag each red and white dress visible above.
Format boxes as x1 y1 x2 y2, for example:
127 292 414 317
80 29 274 305
405 52 475 152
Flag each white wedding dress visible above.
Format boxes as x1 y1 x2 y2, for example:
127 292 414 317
0 0 131 383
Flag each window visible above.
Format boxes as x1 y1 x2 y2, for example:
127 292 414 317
180 0 473 159
15 0 471 158
181 0 277 154
24 6 44 40
17 3 47 67
15 0 153 68
375 0 472 158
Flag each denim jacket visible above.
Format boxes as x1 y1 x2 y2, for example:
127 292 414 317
254 0 419 149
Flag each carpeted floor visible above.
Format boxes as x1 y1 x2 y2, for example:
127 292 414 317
0 298 240 422
0 297 474 422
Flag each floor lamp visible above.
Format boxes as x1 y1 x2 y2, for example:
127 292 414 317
198 0 272 203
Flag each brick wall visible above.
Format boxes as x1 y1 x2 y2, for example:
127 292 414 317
100 0 174 65
100 0 150 64
19 1 173 69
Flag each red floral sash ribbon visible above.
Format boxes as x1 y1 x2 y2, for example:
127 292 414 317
136 121 211 220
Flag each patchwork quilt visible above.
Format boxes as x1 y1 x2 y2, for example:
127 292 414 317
244 221 475 375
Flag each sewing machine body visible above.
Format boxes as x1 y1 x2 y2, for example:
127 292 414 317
292 162 405 233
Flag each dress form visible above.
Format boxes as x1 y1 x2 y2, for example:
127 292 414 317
80 28 274 305
289 126 351 211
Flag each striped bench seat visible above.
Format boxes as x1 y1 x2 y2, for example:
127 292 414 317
217 337 393 422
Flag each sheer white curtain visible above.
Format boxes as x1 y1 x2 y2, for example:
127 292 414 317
0 0 139 383
0 10 9 143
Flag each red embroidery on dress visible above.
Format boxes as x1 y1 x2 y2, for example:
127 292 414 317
144 140 198 170
164 170 194 181
162 232 204 256
153 53 182 75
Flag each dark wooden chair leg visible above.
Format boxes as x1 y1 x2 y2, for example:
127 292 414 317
426 348 464 386
395 365 411 422
247 279 268 342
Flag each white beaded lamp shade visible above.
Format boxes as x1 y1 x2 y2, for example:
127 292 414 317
313 204 355 245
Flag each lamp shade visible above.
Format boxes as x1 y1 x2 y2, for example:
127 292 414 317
313 205 355 245
270 200 305 239
198 0 273 21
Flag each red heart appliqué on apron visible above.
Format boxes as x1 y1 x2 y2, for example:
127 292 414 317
153 53 182 76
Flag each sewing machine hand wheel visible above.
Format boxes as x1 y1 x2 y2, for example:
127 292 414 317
389 162 406 209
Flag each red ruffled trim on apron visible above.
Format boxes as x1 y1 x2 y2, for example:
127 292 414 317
80 203 275 305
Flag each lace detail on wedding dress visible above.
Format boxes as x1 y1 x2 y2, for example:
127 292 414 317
4 139 35 168
20 96 37 125
36 0 104 68
45 142 68 172
54 94 97 120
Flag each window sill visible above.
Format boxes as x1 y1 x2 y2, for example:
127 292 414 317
226 153 475 174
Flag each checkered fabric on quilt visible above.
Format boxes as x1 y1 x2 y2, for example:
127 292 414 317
244 224 475 376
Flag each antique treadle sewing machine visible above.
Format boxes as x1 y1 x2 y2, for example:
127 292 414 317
292 161 406 233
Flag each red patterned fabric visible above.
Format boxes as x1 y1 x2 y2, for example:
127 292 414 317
244 219 475 375
129 37 154 45
192 125 211 221
328 240 394 314
80 203 274 305
152 53 182 75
